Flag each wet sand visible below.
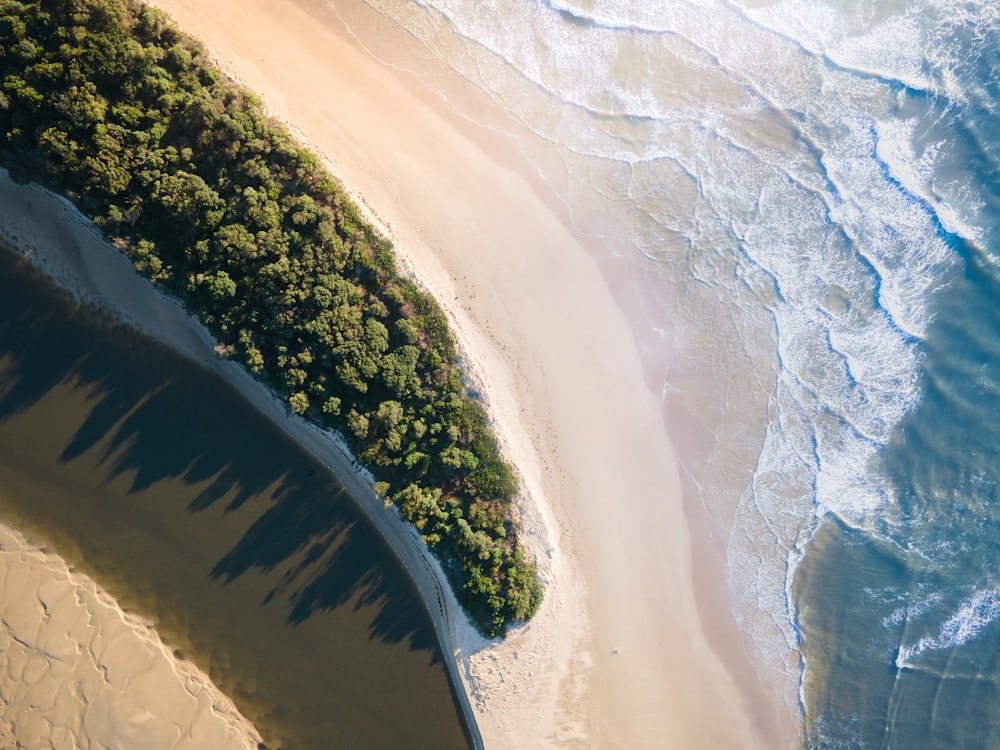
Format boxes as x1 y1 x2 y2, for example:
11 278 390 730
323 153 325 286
0 523 262 750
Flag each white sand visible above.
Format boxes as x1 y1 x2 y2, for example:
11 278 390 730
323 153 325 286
0 0 799 746
0 523 262 750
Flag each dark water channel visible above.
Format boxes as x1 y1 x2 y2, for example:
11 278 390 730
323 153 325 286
0 248 471 749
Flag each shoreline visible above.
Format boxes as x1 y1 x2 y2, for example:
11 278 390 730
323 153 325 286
0 522 262 750
289 3 798 741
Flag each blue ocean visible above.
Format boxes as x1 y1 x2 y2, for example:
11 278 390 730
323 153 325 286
332 0 1000 745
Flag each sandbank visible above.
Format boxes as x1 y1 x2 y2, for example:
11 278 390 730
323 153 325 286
0 523 261 750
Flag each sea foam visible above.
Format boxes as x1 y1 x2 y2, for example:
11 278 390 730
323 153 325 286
357 0 997 711
898 588 1000 666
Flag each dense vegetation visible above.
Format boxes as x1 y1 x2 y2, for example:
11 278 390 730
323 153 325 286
0 0 541 635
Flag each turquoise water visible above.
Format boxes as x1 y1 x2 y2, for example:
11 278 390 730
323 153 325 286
796 252 1000 746
324 0 1000 744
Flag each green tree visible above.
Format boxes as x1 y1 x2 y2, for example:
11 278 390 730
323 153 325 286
0 0 541 636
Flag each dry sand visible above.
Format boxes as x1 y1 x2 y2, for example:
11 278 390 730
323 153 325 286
0 0 799 747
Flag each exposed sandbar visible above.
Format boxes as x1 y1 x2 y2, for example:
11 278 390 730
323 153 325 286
0 523 262 750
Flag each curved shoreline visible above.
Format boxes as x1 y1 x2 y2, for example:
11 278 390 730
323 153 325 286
0 172 484 749
116 0 794 745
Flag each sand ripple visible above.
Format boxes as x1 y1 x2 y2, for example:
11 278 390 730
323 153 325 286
0 524 262 750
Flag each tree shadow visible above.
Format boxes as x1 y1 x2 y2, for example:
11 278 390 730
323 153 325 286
0 248 440 657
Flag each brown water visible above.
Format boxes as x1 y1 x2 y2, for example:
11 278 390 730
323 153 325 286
0 248 472 750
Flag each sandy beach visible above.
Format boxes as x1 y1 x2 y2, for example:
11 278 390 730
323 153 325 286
0 0 797 747
138 1 797 746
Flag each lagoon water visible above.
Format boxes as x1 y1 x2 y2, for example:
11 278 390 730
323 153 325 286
320 0 1000 745
0 252 471 749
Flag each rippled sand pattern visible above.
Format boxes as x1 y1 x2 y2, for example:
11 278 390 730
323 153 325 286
0 525 261 750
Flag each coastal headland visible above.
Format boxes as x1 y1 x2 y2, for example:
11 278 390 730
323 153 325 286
0 0 799 748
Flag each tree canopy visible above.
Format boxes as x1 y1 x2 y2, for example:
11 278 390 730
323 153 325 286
0 0 542 635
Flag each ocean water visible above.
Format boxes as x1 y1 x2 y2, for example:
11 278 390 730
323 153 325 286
324 0 1000 745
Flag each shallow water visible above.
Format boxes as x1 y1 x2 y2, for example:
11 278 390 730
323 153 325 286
0 250 471 749
321 0 1000 744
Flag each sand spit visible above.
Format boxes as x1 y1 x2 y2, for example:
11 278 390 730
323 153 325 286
138 1 798 747
0 523 262 750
